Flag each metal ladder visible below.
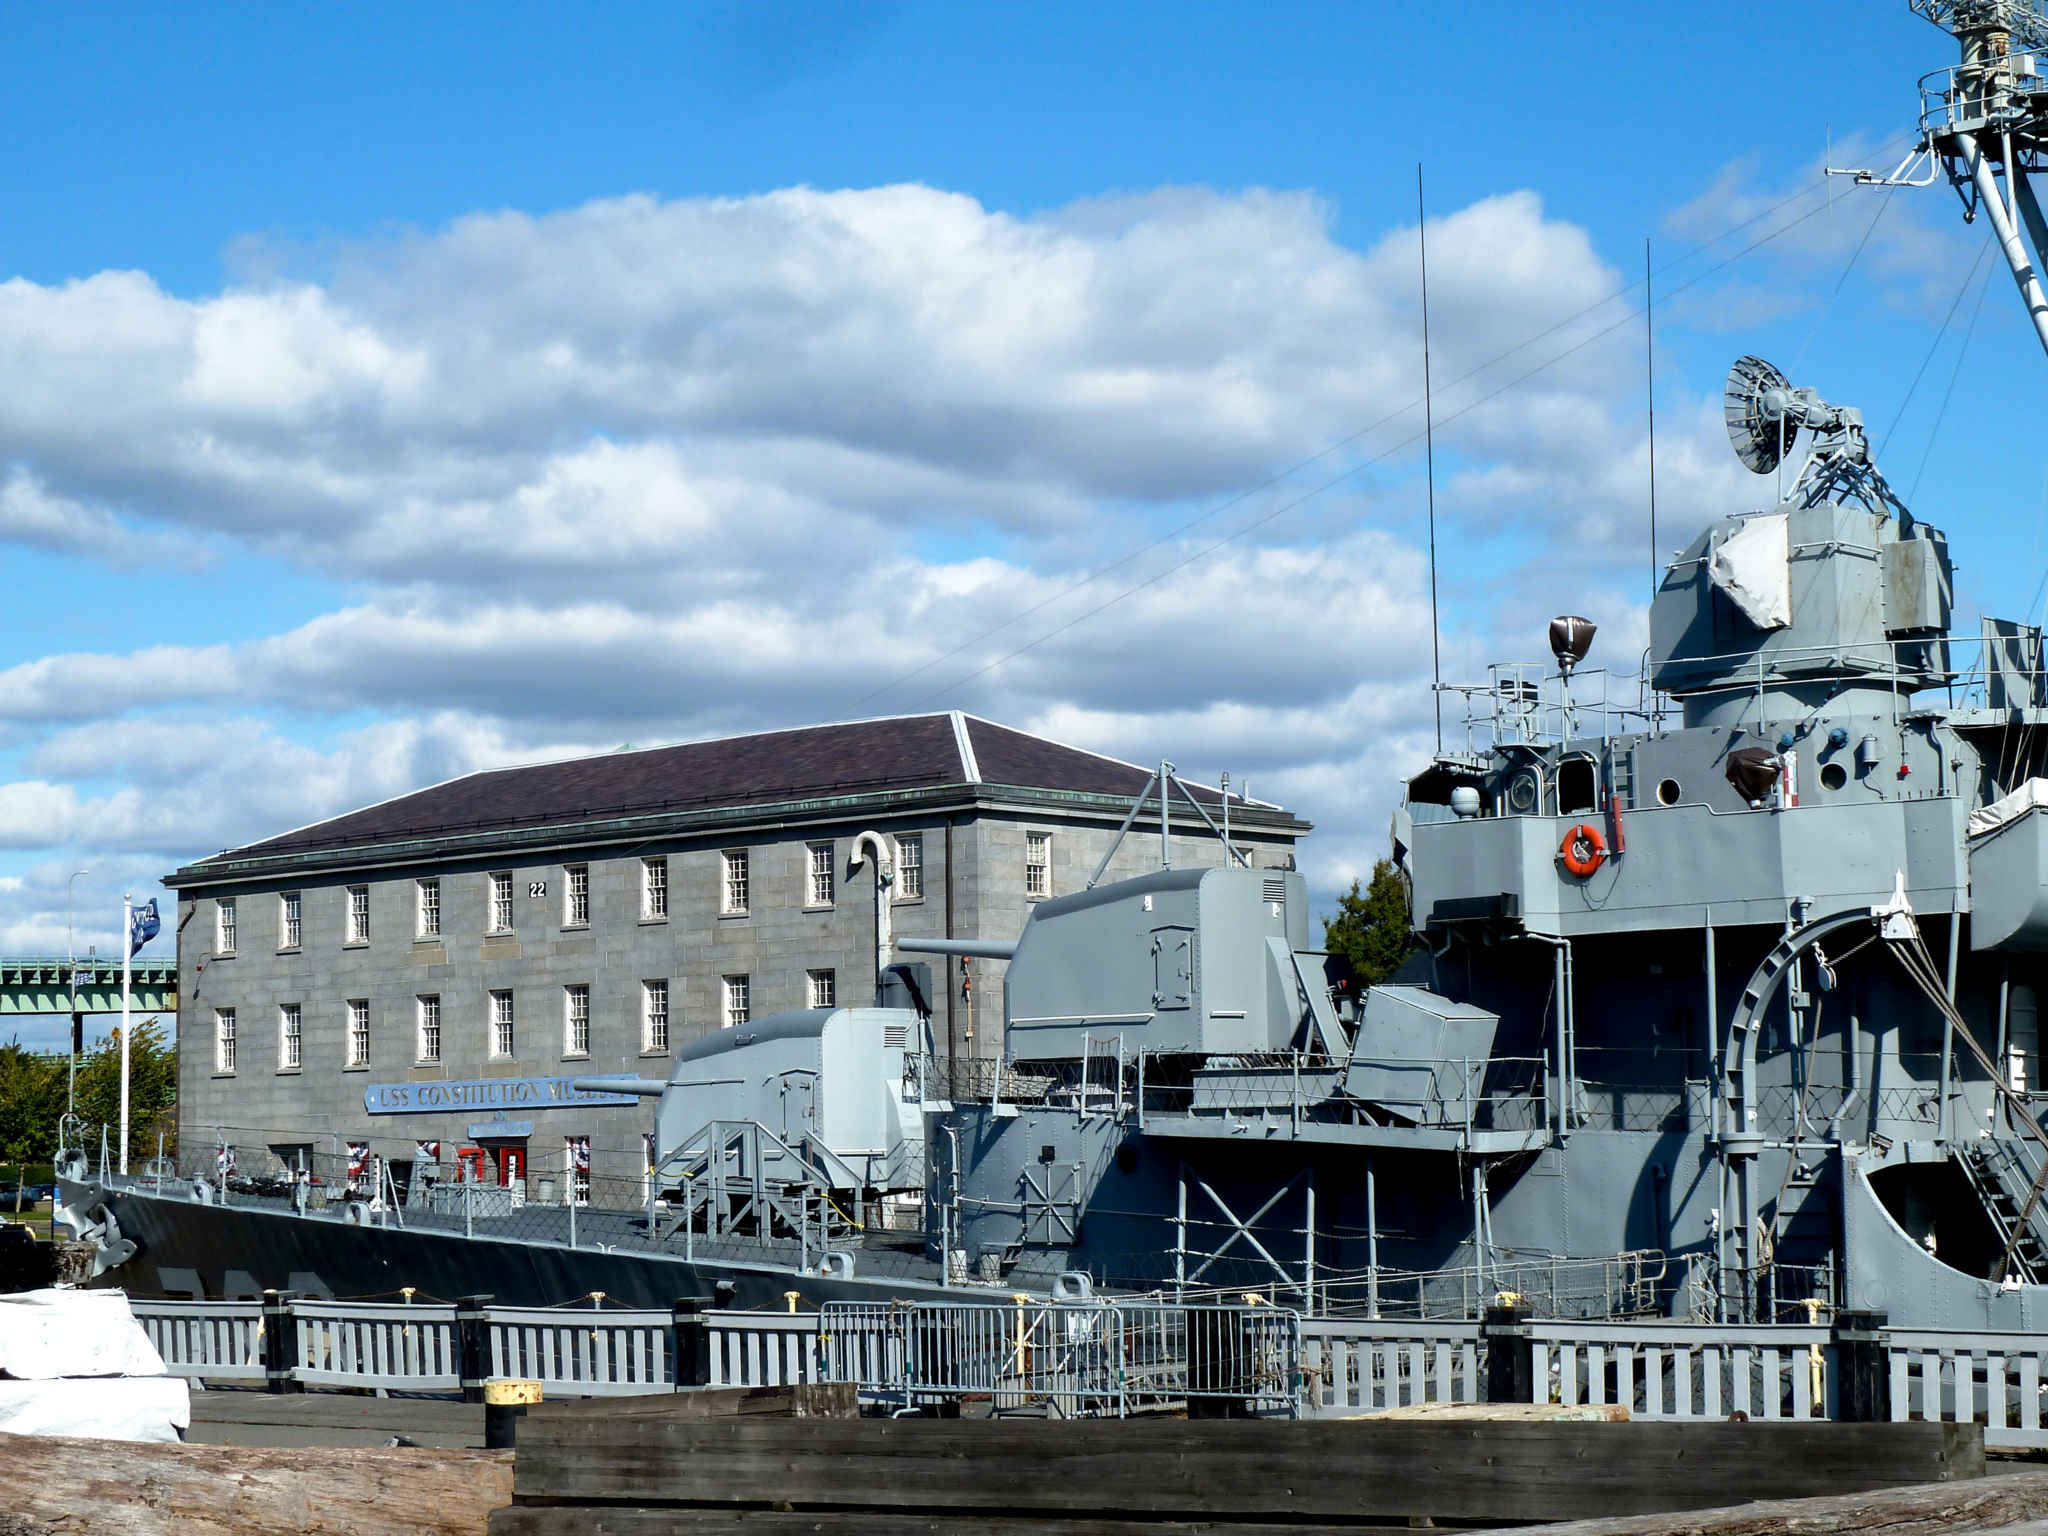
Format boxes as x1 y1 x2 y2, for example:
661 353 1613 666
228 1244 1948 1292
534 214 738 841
1958 1136 2048 1283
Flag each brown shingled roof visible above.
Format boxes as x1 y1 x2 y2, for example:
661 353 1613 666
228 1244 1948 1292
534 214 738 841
194 713 1269 868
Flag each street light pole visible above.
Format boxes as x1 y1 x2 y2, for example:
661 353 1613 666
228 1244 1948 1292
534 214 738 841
119 892 132 1176
65 870 88 1121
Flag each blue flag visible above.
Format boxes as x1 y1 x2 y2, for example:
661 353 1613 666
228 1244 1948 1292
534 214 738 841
128 898 161 958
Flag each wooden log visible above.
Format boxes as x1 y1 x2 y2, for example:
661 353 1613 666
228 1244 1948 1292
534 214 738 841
529 1382 856 1422
511 1417 1982 1524
0 1431 511 1536
492 1512 1430 1536
1490 1466 2048 1536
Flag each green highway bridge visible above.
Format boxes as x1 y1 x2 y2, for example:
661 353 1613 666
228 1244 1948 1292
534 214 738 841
0 958 177 1015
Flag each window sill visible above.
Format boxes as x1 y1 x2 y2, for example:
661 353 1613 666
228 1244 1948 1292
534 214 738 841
214 950 236 960
561 924 590 934
718 910 750 921
414 935 442 946
485 930 517 941
638 915 669 926
891 895 926 906
639 1049 670 1059
803 904 835 914
212 1071 237 1079
276 947 300 956
342 1064 369 1073
343 941 369 951
276 1068 301 1077
562 1052 590 1062
414 1060 442 1069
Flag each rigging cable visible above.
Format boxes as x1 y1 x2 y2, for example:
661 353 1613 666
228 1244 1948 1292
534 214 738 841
852 138 1916 711
1789 189 1894 376
914 184 1859 703
1876 232 1995 469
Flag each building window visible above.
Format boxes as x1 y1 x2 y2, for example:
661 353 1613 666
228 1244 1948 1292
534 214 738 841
279 891 301 950
215 898 237 954
897 834 923 899
563 983 590 1056
565 1136 590 1207
278 1004 300 1071
722 850 749 915
642 857 668 920
490 990 515 1058
347 885 370 944
642 979 670 1053
1026 831 1051 897
346 999 370 1068
417 878 440 939
808 842 835 907
722 974 750 1030
215 1009 236 1073
417 995 442 1064
489 873 513 934
563 865 589 928
808 968 836 1009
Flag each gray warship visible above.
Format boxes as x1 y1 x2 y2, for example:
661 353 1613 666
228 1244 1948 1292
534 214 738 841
59 0 2048 1328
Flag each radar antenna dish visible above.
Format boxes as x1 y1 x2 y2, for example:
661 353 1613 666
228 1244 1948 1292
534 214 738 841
1724 355 1797 475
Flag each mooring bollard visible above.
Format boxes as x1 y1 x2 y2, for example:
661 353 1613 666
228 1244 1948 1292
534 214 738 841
484 1378 541 1450
672 1296 712 1390
457 1293 495 1405
1481 1298 1535 1404
261 1290 301 1395
1832 1308 1891 1422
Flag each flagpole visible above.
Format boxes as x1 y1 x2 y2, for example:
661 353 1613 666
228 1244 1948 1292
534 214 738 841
120 893 132 1176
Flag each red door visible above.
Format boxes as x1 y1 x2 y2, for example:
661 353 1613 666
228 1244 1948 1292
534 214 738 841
497 1145 526 1187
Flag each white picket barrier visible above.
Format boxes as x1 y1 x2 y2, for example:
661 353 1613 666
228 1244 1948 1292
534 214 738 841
705 1309 823 1387
1297 1319 1481 1418
1886 1329 2048 1449
291 1299 461 1391
131 1298 268 1384
1532 1322 1834 1421
487 1305 670 1396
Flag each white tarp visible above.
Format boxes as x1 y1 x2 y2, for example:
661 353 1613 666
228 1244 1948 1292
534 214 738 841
1710 512 1792 630
0 1289 165 1379
1970 778 2048 839
0 1376 189 1443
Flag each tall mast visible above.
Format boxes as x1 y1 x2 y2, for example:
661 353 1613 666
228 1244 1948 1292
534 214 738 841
1846 1 2048 359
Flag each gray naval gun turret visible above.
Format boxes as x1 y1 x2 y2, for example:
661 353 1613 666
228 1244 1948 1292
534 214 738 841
918 356 2048 1327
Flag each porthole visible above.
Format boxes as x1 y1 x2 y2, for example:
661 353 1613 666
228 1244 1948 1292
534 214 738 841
1820 762 1848 792
1656 778 1682 806
1506 770 1540 815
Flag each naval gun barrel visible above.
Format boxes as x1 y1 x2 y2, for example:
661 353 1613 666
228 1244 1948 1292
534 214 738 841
569 1077 667 1097
895 937 1017 960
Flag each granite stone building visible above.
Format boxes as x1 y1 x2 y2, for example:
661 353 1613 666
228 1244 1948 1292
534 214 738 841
164 713 1308 1202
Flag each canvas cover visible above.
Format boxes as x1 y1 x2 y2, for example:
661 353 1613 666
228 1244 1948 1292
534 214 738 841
0 1376 189 1443
1970 778 2048 839
1711 512 1792 630
0 1288 166 1379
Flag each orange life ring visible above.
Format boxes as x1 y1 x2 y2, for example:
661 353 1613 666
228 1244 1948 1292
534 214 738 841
1559 823 1608 878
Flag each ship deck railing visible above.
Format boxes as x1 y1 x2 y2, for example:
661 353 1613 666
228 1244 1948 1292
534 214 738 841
123 1291 2048 1442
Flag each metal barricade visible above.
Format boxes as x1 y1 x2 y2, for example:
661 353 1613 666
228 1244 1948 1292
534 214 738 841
820 1299 1299 1417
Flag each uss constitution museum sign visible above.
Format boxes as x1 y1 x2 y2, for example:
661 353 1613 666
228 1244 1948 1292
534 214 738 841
363 1075 642 1116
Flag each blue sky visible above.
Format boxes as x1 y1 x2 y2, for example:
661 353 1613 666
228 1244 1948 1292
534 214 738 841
0 2 2035 1049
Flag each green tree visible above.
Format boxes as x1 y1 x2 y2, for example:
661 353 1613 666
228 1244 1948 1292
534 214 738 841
1322 858 1416 988
72 1020 178 1165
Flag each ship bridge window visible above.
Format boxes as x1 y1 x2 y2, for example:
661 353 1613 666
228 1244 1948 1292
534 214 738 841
1556 756 1599 816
